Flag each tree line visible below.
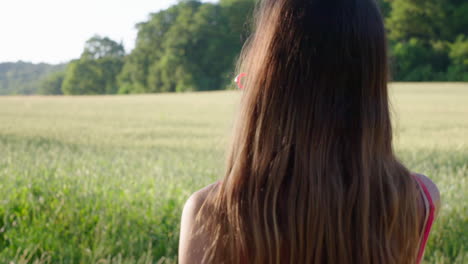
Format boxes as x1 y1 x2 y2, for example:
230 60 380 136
5 0 468 95
0 62 65 95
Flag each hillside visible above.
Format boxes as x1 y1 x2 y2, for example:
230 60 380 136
0 61 66 95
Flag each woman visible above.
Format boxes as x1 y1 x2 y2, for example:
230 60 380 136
179 0 440 263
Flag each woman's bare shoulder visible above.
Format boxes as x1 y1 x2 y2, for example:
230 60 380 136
179 182 219 263
412 172 441 213
185 182 220 212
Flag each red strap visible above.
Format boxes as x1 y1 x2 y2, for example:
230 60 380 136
414 176 435 264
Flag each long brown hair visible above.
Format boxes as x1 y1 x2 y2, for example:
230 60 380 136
199 0 421 263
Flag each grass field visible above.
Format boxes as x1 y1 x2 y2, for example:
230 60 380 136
0 83 467 263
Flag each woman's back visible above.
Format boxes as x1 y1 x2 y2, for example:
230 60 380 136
180 173 440 263
179 0 440 263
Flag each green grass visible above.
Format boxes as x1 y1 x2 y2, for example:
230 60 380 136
0 83 467 263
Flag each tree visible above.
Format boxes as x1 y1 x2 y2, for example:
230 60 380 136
150 2 231 92
97 57 125 94
5 0 466 94
387 0 468 42
38 71 65 95
146 0 202 92
390 38 450 81
117 3 185 93
441 0 468 42
386 0 468 81
82 36 125 60
117 50 150 94
62 59 105 95
62 36 125 95
447 35 468 81
0 62 65 95
386 0 446 42
376 0 392 18
119 0 256 93
220 0 255 42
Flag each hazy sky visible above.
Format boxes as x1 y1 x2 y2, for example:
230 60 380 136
0 0 216 64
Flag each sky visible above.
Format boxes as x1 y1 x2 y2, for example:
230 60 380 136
0 0 217 64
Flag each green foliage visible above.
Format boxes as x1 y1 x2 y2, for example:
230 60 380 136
117 50 150 94
387 0 468 43
0 85 467 262
441 1 468 42
112 0 468 92
98 57 125 94
0 62 65 95
1 0 467 95
376 0 392 18
447 35 468 81
118 0 255 94
62 60 105 95
117 4 182 93
449 35 468 67
385 0 468 81
38 71 65 95
389 35 468 82
82 36 126 60
386 0 446 42
62 36 125 95
391 38 450 81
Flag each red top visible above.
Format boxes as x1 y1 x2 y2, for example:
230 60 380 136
413 176 436 263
